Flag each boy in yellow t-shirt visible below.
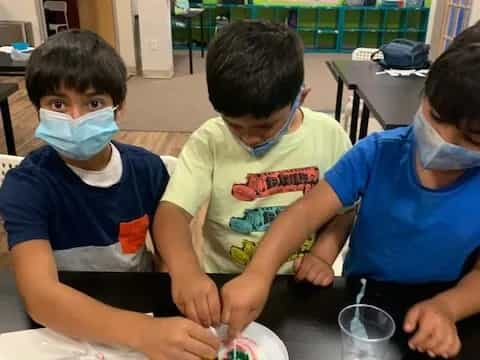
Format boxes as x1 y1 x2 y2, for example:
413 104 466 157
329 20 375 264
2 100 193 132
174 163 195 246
153 20 353 328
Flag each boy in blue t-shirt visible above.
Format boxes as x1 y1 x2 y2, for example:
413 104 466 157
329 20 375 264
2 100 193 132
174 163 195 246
220 24 480 358
0 30 219 359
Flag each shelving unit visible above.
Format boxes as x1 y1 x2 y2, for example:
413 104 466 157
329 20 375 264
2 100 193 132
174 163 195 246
171 2 430 53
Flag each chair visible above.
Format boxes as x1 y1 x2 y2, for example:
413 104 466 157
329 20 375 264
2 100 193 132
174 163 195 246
351 47 383 62
146 156 178 259
160 155 178 176
0 154 23 186
341 48 383 134
44 1 69 34
171 0 205 74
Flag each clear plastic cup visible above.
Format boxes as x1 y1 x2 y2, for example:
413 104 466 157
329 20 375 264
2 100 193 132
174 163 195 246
338 304 396 360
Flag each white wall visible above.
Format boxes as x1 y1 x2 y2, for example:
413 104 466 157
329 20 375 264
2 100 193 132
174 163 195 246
425 0 438 44
113 0 136 70
469 0 480 25
137 0 174 78
0 0 44 46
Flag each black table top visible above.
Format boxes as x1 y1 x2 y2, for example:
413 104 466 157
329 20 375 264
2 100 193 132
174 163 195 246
327 60 425 129
1 269 479 360
0 82 18 101
0 52 27 74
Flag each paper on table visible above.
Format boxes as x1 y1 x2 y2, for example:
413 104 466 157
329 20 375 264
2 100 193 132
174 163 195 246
0 328 147 360
0 46 34 54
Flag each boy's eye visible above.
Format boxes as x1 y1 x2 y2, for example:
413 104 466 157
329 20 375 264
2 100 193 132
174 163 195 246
88 99 105 110
50 100 66 112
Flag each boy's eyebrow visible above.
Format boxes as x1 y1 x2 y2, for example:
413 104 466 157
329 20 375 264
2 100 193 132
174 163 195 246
84 90 107 96
43 92 67 98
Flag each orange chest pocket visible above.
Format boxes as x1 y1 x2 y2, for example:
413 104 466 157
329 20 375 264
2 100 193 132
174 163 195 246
118 214 150 254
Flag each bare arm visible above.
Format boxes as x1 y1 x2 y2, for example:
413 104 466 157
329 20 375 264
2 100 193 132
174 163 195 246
12 239 220 359
432 256 480 322
220 180 345 338
152 201 221 327
152 201 200 277
12 240 150 350
312 208 355 265
246 180 344 281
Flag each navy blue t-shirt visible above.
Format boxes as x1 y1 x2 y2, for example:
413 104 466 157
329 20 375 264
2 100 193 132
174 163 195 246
0 142 169 271
325 126 480 283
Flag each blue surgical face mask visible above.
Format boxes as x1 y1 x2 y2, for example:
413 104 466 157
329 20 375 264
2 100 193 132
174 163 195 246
413 109 480 170
35 106 119 161
237 88 303 158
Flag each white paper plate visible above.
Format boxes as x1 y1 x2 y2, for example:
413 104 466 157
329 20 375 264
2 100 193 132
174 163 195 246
216 322 289 360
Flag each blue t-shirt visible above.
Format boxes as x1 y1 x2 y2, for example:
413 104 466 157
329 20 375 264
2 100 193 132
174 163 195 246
0 142 169 271
325 126 480 283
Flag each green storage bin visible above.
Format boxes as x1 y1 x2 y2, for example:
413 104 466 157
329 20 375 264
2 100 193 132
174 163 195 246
318 8 338 29
299 31 316 48
406 31 421 41
384 8 402 29
344 9 362 29
298 8 317 28
363 9 381 29
382 31 400 43
406 9 424 30
231 7 251 21
317 32 337 49
342 31 360 49
362 31 380 47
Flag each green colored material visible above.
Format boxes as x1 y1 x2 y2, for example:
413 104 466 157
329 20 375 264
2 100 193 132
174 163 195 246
172 3 430 53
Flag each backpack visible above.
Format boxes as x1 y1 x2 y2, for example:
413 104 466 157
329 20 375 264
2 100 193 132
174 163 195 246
372 39 430 70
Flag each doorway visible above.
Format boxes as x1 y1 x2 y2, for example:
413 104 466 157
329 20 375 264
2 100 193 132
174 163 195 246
38 0 117 49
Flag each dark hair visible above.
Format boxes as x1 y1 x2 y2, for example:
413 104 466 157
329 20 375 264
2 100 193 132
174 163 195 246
206 20 304 119
26 30 127 108
425 24 480 130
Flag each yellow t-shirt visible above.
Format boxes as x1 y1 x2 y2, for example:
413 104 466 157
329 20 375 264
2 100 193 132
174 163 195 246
162 107 351 273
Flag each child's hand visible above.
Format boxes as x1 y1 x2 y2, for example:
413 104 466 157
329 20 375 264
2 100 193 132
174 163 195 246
404 298 461 358
294 253 334 286
221 271 272 341
172 271 221 328
137 316 221 360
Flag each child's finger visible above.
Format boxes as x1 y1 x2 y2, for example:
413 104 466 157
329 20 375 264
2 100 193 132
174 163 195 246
226 308 251 341
434 333 454 359
185 301 201 325
294 257 303 273
207 290 222 326
409 320 434 350
306 266 320 283
195 296 212 327
295 259 313 281
423 328 443 350
221 303 231 325
404 305 422 333
313 272 333 287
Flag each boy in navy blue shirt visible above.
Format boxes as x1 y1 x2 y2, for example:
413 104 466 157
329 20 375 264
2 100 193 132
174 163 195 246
0 30 219 359
221 24 480 358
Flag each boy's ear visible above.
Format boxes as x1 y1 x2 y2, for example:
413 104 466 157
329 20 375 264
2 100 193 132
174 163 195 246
114 102 126 120
300 87 311 106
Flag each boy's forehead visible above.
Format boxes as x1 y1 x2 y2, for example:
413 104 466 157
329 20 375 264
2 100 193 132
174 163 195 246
45 85 107 97
223 106 290 126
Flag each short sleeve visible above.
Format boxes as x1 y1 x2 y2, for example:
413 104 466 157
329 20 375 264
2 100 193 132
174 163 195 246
324 133 379 207
332 122 352 164
0 168 51 249
161 128 213 216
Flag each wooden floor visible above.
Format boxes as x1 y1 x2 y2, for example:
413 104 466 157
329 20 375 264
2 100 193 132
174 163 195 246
0 76 193 269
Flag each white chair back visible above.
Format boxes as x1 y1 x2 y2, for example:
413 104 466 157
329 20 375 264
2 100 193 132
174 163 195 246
44 1 67 12
160 156 178 177
352 47 383 62
0 154 23 186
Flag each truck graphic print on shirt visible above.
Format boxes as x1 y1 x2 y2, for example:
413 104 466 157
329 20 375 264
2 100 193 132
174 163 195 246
229 206 285 234
229 238 315 267
231 166 320 201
